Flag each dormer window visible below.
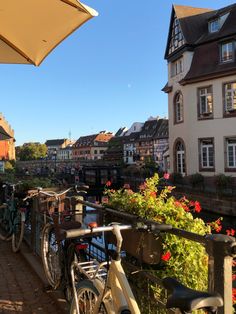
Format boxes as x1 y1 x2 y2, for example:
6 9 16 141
221 41 234 63
209 19 219 33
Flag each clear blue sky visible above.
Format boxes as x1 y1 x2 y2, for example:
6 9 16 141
0 0 234 145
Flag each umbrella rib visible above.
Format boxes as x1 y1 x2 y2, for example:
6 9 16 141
60 0 87 12
0 34 35 65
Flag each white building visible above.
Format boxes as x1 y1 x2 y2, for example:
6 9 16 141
163 4 236 177
123 122 143 164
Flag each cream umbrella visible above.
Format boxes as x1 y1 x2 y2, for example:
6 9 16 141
0 0 98 66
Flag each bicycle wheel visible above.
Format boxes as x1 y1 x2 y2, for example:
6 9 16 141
41 223 61 288
0 206 12 241
70 280 107 314
63 242 88 302
12 211 25 252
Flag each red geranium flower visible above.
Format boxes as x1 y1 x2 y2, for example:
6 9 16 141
194 201 202 213
161 251 171 262
150 191 157 198
105 181 112 187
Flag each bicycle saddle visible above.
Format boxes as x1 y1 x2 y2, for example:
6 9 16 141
162 277 223 312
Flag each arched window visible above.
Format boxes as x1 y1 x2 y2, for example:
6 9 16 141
174 139 186 175
174 92 183 123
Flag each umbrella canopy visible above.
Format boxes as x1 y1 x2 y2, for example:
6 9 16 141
0 0 98 66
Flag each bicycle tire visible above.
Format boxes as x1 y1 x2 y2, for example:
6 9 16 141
70 279 108 314
12 211 25 252
63 242 88 302
0 206 13 241
41 223 62 289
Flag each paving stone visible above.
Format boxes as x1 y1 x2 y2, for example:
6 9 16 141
0 240 66 313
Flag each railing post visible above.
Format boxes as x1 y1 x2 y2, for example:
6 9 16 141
31 197 38 253
205 234 236 314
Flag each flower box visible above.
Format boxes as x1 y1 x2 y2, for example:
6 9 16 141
106 229 162 265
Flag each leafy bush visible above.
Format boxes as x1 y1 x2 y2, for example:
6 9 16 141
18 177 53 191
215 174 233 189
104 173 210 291
189 173 204 188
4 161 15 173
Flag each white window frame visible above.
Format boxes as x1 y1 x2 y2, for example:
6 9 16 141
174 92 183 123
198 87 213 115
226 138 236 168
176 141 185 175
224 82 236 112
209 19 219 33
200 139 214 169
171 58 183 77
221 42 234 63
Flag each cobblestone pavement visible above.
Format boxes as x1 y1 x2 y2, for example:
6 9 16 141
0 240 64 314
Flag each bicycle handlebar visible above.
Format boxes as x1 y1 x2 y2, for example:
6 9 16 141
23 184 89 201
64 222 172 239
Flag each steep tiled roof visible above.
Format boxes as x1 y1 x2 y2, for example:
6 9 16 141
165 3 236 84
45 139 67 146
0 126 12 140
153 119 169 139
74 134 97 148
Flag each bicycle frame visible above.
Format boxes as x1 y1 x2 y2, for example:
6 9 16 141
69 224 140 314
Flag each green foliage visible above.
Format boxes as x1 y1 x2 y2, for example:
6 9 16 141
189 173 204 188
18 177 53 191
104 174 211 291
4 161 15 173
215 174 233 189
16 143 47 161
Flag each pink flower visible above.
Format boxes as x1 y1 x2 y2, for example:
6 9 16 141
105 181 112 187
161 251 171 262
164 173 170 180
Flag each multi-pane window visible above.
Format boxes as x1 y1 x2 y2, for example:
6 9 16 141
226 138 236 168
174 92 183 123
198 86 213 116
171 58 183 77
221 42 234 63
176 141 185 175
209 19 219 33
169 15 184 54
224 82 236 112
199 139 214 169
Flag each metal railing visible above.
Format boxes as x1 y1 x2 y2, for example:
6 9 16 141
23 196 236 314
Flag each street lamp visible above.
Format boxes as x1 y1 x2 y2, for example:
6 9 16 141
53 149 57 173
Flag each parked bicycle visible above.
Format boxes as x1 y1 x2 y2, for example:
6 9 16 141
0 182 29 252
61 222 223 314
29 184 90 301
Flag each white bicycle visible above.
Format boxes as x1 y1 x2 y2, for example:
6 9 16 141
61 222 223 314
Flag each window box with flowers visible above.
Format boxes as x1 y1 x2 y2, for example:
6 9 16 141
103 173 235 304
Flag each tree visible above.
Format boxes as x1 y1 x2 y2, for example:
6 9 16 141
16 143 47 161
